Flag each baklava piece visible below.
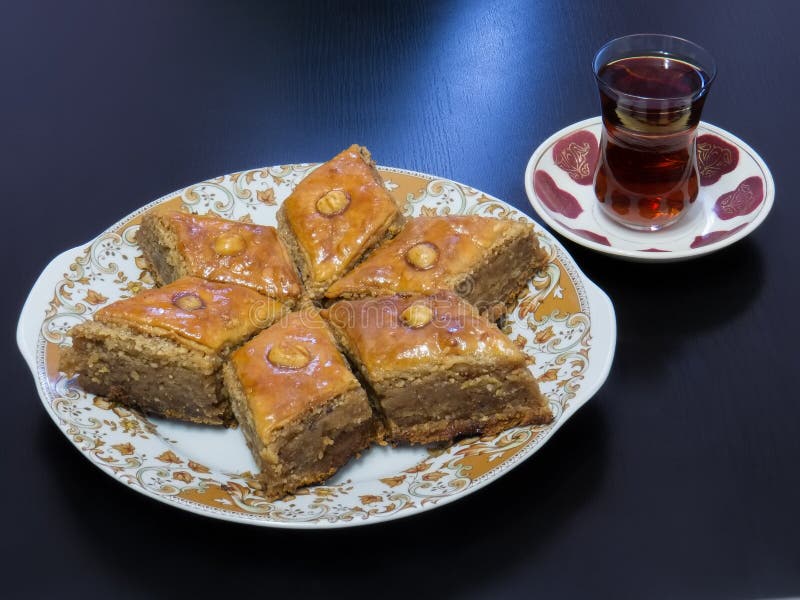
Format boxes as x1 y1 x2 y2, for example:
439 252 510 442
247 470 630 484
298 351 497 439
223 309 379 499
325 291 553 445
136 210 303 307
277 145 405 299
325 215 548 320
60 277 285 425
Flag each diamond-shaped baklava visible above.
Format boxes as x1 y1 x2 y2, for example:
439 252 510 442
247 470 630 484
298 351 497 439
136 210 303 307
223 308 379 499
325 215 547 320
277 145 405 299
324 291 553 445
60 277 286 425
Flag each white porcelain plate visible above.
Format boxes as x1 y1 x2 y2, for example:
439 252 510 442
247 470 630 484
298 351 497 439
17 164 616 528
525 117 774 261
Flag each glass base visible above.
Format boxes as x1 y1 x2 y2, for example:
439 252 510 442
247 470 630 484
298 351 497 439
598 204 692 232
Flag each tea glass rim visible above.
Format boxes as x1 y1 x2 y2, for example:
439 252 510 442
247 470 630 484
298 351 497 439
593 33 717 102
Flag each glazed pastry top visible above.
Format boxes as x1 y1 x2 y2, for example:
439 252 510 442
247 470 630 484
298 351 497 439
163 211 303 302
282 145 401 285
325 291 528 377
96 276 285 352
230 309 361 436
325 215 534 298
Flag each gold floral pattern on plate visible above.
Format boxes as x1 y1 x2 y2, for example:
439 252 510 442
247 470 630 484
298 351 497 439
18 164 616 528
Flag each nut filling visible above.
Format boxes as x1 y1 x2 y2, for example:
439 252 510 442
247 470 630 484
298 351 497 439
405 242 439 270
267 341 312 370
172 291 205 311
213 232 246 256
400 304 433 329
315 189 351 217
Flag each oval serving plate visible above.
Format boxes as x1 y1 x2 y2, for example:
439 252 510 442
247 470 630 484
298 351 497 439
17 164 616 528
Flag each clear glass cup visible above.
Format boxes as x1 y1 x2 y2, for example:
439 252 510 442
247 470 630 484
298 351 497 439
593 34 717 231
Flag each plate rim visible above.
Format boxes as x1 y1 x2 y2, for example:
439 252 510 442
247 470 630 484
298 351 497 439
17 163 617 528
524 116 775 262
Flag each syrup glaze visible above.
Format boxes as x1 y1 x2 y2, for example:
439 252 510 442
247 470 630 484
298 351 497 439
325 216 531 298
282 145 401 284
325 291 526 376
230 309 360 436
96 277 285 351
164 211 303 302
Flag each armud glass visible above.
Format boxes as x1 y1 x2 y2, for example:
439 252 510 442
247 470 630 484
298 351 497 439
593 34 716 230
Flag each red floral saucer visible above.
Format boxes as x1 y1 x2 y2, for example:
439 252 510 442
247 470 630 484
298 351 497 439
524 117 774 261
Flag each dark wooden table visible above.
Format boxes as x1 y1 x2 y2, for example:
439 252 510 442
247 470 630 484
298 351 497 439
5 1 799 598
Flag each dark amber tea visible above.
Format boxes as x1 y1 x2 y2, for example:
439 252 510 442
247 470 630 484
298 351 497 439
593 36 716 230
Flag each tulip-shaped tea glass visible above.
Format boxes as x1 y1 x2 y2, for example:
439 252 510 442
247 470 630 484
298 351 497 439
593 34 716 230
